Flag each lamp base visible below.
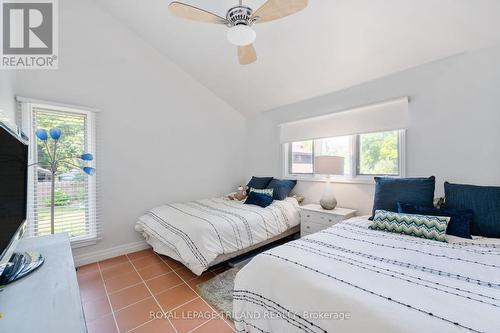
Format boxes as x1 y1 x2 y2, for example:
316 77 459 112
320 197 337 210
320 179 338 210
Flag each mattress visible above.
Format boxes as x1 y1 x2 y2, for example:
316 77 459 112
233 216 500 333
135 197 300 275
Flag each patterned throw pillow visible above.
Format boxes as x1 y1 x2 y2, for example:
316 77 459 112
370 210 450 242
250 187 274 198
246 176 273 194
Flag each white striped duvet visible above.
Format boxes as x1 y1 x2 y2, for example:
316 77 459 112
233 216 500 333
135 197 300 275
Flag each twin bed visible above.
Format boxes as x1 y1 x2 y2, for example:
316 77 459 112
233 216 500 332
136 194 500 333
135 197 300 275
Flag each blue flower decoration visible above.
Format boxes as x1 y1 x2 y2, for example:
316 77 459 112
49 128 62 140
80 153 94 161
35 129 48 141
83 167 96 176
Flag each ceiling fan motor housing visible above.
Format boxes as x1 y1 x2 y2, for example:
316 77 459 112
226 6 256 26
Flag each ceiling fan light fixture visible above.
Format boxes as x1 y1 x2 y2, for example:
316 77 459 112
168 0 309 64
227 25 256 46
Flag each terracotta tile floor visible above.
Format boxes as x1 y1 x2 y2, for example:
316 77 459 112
77 249 235 333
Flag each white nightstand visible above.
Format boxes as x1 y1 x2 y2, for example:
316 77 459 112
300 204 357 237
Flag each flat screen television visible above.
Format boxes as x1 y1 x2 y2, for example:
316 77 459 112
0 122 29 264
0 122 44 286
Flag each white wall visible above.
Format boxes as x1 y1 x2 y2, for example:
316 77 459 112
9 0 500 262
12 0 246 262
246 44 500 215
0 72 15 122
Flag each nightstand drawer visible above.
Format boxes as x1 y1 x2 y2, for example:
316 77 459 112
299 205 357 237
301 220 332 234
301 210 344 225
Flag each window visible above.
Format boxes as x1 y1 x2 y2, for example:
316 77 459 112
357 130 399 176
284 129 405 182
289 141 313 174
315 136 351 176
19 101 98 246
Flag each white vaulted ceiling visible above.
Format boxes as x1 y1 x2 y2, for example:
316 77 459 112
93 0 500 116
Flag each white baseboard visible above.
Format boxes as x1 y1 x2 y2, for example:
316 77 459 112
73 240 151 267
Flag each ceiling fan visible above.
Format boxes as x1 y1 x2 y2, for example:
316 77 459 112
168 0 308 65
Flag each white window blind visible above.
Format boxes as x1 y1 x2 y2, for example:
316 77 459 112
279 97 410 143
18 99 99 247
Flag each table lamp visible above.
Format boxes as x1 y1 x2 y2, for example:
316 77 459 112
315 156 345 210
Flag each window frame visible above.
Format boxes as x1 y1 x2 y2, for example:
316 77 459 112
19 100 98 248
282 129 406 184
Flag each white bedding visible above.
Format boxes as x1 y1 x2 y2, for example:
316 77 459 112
233 216 500 333
135 197 300 275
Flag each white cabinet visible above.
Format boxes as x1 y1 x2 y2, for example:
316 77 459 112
0 234 87 333
300 204 356 237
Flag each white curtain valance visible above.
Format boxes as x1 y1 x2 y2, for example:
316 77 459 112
279 97 409 143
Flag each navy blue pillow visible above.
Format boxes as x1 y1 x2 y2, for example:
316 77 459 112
397 202 473 239
444 182 500 238
266 179 297 200
246 176 273 194
370 176 435 220
244 191 273 208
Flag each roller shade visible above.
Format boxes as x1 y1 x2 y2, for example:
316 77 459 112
279 97 409 143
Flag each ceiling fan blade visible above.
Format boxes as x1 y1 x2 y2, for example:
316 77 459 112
238 44 257 65
252 0 308 23
169 1 227 24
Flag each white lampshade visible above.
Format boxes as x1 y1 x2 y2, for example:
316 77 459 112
227 25 256 46
315 156 345 175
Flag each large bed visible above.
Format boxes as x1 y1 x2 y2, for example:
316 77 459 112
135 197 300 275
233 216 500 333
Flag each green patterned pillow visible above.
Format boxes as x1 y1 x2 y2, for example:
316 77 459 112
370 210 450 242
250 187 274 198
